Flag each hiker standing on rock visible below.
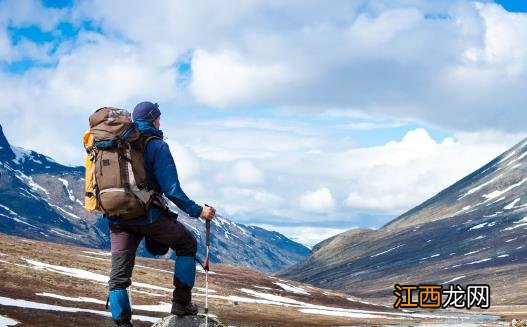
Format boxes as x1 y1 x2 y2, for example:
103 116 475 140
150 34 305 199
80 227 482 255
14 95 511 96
85 102 215 327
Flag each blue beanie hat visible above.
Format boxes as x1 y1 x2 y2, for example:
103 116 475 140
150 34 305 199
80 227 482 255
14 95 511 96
132 101 161 122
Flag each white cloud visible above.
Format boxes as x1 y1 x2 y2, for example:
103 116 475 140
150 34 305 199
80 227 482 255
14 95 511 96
163 113 524 226
2 0 527 164
190 49 296 107
164 139 204 182
0 0 526 231
0 27 12 60
299 187 336 214
228 160 265 186
217 186 283 217
0 32 183 164
340 128 524 213
346 121 407 130
0 0 66 32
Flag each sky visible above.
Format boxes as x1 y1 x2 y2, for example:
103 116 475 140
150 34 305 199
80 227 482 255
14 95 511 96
0 0 526 247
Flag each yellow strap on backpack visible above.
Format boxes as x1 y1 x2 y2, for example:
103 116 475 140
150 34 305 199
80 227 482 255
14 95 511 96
83 130 99 212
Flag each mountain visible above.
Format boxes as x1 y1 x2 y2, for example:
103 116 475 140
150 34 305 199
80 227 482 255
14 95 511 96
0 123 308 273
280 138 527 305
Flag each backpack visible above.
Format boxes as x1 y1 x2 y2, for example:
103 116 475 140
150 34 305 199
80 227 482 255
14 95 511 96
83 107 166 220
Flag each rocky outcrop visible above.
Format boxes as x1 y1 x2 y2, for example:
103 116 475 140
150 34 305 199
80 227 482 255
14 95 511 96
511 320 527 327
152 315 226 327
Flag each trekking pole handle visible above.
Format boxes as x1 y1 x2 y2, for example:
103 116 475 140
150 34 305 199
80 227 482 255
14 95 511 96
204 204 212 247
205 219 211 246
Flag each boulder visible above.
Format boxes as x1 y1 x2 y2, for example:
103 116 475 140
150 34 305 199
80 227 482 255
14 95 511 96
152 315 226 327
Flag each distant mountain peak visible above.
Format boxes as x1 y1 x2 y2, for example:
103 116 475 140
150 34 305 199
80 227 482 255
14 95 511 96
0 123 16 161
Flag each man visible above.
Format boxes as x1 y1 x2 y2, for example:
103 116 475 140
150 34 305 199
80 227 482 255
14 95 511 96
108 101 215 327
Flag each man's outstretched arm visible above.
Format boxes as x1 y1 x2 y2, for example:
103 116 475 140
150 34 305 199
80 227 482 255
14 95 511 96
152 142 203 218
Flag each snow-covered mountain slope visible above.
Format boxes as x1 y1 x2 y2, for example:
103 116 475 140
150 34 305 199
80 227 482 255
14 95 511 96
385 138 527 230
0 123 308 273
0 125 106 248
280 138 527 305
168 206 310 273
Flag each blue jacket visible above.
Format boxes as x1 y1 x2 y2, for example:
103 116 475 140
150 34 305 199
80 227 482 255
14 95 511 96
107 120 202 224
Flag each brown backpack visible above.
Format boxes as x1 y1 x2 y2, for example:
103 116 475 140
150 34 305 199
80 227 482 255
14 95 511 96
84 107 165 220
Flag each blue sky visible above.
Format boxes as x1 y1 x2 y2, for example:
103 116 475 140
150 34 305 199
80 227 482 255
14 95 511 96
494 0 527 12
1 0 527 246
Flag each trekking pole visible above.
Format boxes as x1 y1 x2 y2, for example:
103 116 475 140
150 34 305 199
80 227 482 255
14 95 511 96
204 217 211 326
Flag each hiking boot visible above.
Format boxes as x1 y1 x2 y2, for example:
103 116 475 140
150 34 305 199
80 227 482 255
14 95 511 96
171 302 198 316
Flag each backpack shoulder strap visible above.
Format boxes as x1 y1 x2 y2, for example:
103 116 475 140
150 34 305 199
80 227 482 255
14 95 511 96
136 134 168 211
137 134 162 152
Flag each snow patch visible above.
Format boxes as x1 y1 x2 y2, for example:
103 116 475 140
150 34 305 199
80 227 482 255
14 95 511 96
14 171 49 195
454 205 471 215
0 296 159 323
132 302 171 312
469 223 487 230
135 264 172 274
419 254 440 261
370 244 404 258
483 179 527 202
487 196 506 206
58 178 76 202
234 288 449 320
0 314 18 326
0 205 38 228
503 217 527 231
49 203 81 220
50 229 76 239
466 258 492 265
273 282 310 295
498 151 516 164
36 292 106 305
298 308 381 319
458 174 502 200
10 146 30 165
240 288 304 305
442 276 465 284
504 198 521 210
24 258 172 292
195 287 217 294
82 251 111 256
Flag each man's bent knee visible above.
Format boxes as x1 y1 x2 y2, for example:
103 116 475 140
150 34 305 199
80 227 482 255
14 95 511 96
173 231 197 257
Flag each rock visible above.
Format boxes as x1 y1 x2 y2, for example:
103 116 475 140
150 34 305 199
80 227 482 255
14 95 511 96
511 319 527 327
152 315 227 327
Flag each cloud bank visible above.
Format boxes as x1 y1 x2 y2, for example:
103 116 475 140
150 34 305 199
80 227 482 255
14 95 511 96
0 0 526 244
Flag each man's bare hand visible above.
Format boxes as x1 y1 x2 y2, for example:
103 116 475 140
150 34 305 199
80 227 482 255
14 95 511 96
200 205 215 220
